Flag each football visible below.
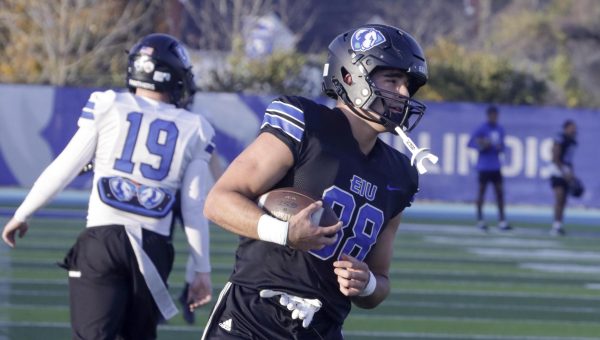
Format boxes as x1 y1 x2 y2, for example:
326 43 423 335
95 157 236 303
257 187 339 226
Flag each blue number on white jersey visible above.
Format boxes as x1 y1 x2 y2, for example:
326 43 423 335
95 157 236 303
114 112 142 173
114 112 179 180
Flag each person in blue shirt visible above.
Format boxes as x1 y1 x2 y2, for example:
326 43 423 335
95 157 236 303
468 105 512 231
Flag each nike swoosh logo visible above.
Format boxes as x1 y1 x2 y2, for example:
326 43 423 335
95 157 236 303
387 185 404 191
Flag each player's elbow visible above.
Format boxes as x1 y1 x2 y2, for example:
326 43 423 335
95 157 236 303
203 189 220 223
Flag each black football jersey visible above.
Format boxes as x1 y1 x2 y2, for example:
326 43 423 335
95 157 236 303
554 132 577 167
230 96 419 325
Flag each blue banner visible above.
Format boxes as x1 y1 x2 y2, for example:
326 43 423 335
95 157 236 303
390 102 600 208
0 84 598 208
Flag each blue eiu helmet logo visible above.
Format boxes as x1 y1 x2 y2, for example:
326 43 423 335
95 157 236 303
351 28 386 52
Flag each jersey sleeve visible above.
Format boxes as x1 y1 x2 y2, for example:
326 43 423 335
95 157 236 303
553 132 565 144
180 158 212 274
178 115 216 275
498 126 506 151
13 92 111 222
13 126 97 222
191 115 216 162
259 96 306 160
77 90 117 128
467 125 484 149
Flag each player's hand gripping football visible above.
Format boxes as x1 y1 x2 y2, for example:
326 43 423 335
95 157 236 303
333 254 372 296
287 201 342 251
2 218 29 248
187 272 212 312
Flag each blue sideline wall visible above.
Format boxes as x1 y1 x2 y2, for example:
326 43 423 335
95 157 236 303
0 84 598 208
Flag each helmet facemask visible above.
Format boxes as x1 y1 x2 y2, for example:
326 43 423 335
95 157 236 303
332 68 427 133
367 76 426 132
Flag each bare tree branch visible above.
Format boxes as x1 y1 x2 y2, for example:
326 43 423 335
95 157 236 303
0 0 163 85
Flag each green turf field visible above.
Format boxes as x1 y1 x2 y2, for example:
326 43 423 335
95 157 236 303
1 213 599 340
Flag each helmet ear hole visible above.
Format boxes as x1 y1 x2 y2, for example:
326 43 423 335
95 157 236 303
342 71 353 85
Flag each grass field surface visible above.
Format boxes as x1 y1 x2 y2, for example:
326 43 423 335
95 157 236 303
1 208 599 340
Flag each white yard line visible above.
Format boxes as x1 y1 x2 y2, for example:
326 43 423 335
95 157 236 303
468 248 600 261
378 300 600 314
425 235 560 248
345 331 600 340
520 263 600 274
398 289 600 301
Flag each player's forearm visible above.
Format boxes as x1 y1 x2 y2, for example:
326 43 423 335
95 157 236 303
350 273 390 309
181 159 213 273
204 187 264 240
475 138 490 151
13 168 65 222
183 222 211 273
14 129 95 221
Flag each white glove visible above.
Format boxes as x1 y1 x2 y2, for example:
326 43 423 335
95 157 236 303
259 289 322 328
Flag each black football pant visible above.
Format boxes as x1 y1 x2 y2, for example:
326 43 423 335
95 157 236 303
202 282 344 340
61 225 174 340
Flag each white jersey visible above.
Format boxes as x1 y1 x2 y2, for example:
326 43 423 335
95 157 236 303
82 90 214 234
14 90 215 271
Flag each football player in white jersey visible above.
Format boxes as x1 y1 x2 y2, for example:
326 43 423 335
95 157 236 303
2 33 215 339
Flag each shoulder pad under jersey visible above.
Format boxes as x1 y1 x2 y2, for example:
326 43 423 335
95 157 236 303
80 90 117 120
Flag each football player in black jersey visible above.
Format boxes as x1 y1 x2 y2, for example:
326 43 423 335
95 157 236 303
203 24 428 339
549 119 579 236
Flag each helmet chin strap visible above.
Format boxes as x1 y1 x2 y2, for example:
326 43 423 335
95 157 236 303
339 94 382 126
376 98 401 133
